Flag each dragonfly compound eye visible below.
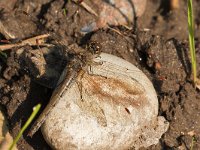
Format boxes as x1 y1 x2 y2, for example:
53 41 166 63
86 41 102 55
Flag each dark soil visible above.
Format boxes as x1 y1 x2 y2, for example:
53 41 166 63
0 0 200 150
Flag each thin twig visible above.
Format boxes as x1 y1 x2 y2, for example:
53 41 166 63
107 26 134 42
0 34 50 51
72 0 98 17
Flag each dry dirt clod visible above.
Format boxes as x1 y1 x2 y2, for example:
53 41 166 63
0 0 17 11
0 10 38 40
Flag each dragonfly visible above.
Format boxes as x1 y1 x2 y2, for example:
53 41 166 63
28 41 146 136
28 42 101 136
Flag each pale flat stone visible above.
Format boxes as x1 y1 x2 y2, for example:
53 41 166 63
41 53 169 150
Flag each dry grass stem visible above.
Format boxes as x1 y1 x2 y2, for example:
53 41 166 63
72 0 98 17
0 34 50 51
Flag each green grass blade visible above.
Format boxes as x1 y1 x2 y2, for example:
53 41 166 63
188 0 197 85
9 104 41 150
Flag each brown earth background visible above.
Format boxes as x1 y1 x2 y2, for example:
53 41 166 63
0 0 200 149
